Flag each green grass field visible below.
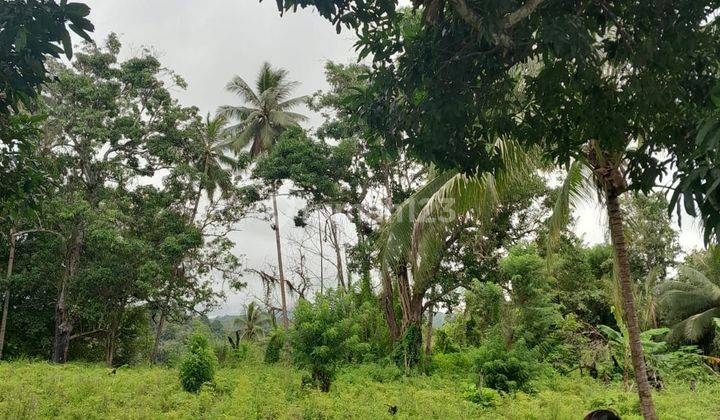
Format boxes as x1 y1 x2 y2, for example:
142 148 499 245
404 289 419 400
1 360 718 419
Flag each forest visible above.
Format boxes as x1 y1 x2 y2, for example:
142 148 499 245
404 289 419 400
2 1 720 419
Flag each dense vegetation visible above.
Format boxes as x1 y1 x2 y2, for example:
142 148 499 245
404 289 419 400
2 1 720 419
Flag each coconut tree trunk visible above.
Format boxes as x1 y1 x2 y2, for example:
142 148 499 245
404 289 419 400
271 190 289 330
189 155 210 224
0 228 17 360
606 185 657 420
381 273 401 341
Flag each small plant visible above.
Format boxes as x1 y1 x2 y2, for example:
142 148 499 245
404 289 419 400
264 329 284 363
461 383 501 408
179 333 217 393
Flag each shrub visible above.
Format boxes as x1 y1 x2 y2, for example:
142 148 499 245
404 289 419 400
461 383 501 408
429 351 475 379
264 329 284 364
434 328 459 354
391 323 423 370
289 292 361 391
474 337 539 393
179 333 217 393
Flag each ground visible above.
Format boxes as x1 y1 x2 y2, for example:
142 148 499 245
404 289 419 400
0 361 718 419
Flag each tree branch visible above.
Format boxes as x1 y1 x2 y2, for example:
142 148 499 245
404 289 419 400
449 0 544 45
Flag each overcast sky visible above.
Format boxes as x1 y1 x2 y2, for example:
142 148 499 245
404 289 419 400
79 0 706 316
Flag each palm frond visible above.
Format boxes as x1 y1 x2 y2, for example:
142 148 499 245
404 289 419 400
278 95 309 110
217 105 258 121
377 170 458 273
547 160 596 260
673 307 720 342
269 110 308 128
225 76 261 106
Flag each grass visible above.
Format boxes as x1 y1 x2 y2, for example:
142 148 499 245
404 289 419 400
0 360 718 419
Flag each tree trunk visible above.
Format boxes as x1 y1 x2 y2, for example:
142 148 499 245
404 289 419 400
106 329 115 367
606 185 657 420
53 284 72 363
0 228 17 360
425 304 434 358
53 232 82 364
381 273 401 341
189 155 209 224
318 213 324 295
328 217 345 292
150 310 166 364
271 191 289 330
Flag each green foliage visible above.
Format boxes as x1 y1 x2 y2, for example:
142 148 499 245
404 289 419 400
218 62 307 158
433 328 459 354
391 323 423 371
289 292 376 391
0 0 94 112
474 337 542 394
179 333 217 393
461 383 501 408
3 360 718 418
660 251 720 345
263 329 284 364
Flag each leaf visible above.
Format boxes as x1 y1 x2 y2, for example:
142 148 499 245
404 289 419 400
60 29 73 59
684 187 698 217
68 24 93 42
15 28 27 51
65 2 91 17
711 84 720 108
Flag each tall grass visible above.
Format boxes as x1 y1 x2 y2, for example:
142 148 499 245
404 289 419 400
0 360 717 419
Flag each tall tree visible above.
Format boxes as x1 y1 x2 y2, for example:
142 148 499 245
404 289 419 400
147 113 243 363
218 62 307 330
39 34 198 362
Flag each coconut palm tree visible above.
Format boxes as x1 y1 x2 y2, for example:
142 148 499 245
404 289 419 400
188 113 239 223
660 263 720 342
234 302 270 341
150 114 238 364
548 142 659 415
218 62 307 330
376 139 538 362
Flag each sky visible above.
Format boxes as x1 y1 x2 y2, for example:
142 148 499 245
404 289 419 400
79 0 706 316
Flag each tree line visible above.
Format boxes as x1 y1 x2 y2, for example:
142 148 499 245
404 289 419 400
3 3 720 419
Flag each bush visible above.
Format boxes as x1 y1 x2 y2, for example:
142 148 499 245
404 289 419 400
289 292 364 391
474 337 539 393
264 329 284 364
179 333 217 393
429 351 475 379
434 328 459 354
461 383 501 408
391 323 423 370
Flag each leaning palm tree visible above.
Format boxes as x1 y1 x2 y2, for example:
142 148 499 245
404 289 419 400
234 302 270 341
218 62 307 330
376 139 539 361
659 264 720 342
547 142 660 415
